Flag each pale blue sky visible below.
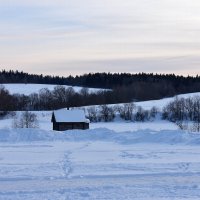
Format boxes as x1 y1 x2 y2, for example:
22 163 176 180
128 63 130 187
0 0 200 76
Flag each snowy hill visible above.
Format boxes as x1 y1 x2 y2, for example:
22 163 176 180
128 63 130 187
136 92 200 110
1 83 106 95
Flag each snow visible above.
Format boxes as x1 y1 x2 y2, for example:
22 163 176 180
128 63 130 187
0 128 199 145
1 93 200 199
0 128 200 199
136 92 200 110
53 109 89 123
1 83 107 95
91 120 178 132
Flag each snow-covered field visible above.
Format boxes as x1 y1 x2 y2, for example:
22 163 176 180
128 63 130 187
1 83 107 95
1 93 200 199
1 129 200 199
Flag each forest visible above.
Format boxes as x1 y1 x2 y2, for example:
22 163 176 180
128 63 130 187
1 70 200 89
0 70 200 111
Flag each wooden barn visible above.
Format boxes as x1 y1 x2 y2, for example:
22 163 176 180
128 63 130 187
51 109 90 131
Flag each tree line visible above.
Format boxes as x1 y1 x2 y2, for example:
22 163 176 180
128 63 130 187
0 85 129 111
1 70 200 101
1 82 200 115
86 96 200 132
86 103 157 123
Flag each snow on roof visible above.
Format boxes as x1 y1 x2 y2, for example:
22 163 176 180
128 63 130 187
53 109 89 123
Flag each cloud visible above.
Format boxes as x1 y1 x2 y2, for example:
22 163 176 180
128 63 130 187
0 0 200 76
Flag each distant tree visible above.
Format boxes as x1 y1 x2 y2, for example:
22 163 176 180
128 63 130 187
162 97 186 123
65 87 76 107
87 106 99 122
193 96 200 132
1 70 200 103
52 86 68 108
0 85 16 111
99 105 115 122
29 93 39 110
38 88 52 110
118 103 135 121
150 106 159 119
162 95 200 132
184 97 194 121
134 106 149 122
13 111 39 128
80 87 89 97
162 106 169 120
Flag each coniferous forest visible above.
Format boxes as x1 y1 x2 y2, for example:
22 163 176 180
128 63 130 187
0 70 200 89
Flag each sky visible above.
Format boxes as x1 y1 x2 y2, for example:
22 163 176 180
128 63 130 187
0 0 200 76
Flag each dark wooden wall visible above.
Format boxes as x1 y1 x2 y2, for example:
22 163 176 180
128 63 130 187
53 122 89 131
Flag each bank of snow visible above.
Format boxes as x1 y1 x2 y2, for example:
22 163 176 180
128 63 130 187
0 128 199 145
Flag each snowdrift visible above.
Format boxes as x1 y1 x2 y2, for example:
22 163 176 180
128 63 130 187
0 128 199 145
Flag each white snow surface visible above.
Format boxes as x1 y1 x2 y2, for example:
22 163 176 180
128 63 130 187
0 128 200 199
1 83 106 95
53 109 89 123
0 128 199 144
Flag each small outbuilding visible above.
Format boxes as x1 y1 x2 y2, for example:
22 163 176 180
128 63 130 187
51 109 90 131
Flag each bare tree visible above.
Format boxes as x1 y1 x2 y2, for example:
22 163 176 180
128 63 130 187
134 106 149 122
0 85 16 111
87 106 99 122
150 106 159 119
185 97 194 120
118 103 135 121
39 88 52 109
29 93 39 110
80 87 89 97
193 96 200 132
99 105 115 122
13 111 39 128
162 95 200 132
162 96 186 123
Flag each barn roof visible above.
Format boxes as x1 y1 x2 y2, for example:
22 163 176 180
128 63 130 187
53 109 89 123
